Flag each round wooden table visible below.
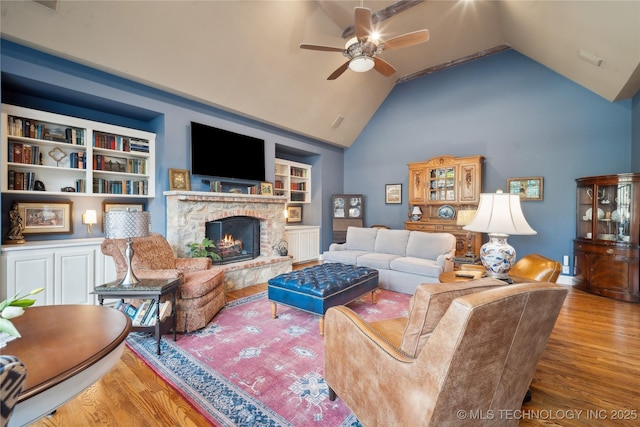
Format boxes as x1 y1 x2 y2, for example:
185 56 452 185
4 305 131 426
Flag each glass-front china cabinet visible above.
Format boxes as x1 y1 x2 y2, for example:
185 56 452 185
573 173 640 302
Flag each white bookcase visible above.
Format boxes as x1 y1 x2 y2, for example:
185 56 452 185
274 158 311 204
1 104 155 197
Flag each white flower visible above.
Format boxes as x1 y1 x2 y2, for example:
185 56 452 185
1 306 25 319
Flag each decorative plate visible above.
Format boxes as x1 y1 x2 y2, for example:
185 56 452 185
437 205 456 219
585 208 605 220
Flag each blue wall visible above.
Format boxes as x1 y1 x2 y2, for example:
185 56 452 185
0 40 343 250
344 50 635 267
1 41 638 271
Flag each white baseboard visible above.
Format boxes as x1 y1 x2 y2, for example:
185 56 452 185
556 275 574 285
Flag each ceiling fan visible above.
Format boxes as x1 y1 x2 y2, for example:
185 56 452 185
300 6 429 80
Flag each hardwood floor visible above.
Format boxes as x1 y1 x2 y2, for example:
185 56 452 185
30 267 639 426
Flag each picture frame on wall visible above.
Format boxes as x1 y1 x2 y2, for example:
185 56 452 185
287 206 302 223
507 176 544 201
385 184 402 204
260 182 273 196
103 202 145 213
17 200 73 234
169 168 191 191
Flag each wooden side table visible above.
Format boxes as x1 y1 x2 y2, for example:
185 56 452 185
439 270 532 284
93 278 180 355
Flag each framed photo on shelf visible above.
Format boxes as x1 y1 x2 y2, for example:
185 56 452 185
103 202 145 213
168 168 191 191
507 176 543 201
17 201 73 235
385 184 402 204
287 206 302 223
260 182 273 196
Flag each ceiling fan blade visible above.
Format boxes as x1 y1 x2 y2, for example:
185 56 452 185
300 43 345 53
383 29 430 51
373 57 397 77
327 61 351 80
354 7 372 41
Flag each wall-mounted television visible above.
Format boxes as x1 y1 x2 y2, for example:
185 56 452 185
190 121 265 182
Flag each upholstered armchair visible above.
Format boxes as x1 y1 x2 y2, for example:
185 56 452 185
324 279 568 426
509 253 562 283
1 355 26 427
101 233 225 332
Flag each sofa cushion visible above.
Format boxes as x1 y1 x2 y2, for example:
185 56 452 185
400 277 507 357
323 250 369 265
357 253 403 270
374 229 410 256
389 257 443 277
345 227 379 252
406 231 455 260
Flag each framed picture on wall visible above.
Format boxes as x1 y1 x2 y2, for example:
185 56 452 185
287 206 302 223
169 168 191 191
17 200 73 234
385 184 402 204
103 202 145 213
507 176 543 201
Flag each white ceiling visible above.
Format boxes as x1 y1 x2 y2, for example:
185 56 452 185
1 1 639 148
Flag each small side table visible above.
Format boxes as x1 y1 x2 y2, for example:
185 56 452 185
93 278 180 355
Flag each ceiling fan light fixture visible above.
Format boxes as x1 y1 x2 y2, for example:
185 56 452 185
349 56 375 72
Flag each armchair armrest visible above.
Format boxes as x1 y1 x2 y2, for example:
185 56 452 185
175 257 212 272
324 306 420 422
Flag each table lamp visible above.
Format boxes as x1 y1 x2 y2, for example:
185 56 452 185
456 208 478 259
411 206 422 221
104 210 151 286
463 190 536 279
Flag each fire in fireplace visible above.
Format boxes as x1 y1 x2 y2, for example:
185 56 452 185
205 216 260 264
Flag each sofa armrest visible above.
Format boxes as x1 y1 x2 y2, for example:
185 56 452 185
328 242 347 251
175 257 212 272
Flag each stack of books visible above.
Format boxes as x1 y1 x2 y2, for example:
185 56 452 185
114 299 172 326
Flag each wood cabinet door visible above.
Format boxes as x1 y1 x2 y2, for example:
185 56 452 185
458 161 481 203
408 167 427 204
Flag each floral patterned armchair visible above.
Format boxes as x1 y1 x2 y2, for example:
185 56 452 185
101 233 225 332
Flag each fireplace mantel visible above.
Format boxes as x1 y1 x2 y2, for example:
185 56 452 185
164 190 287 205
164 191 291 291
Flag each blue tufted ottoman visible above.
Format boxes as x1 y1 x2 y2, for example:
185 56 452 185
267 263 379 335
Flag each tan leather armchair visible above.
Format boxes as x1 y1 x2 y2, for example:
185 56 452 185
324 279 568 426
460 253 562 283
510 253 562 282
101 233 226 332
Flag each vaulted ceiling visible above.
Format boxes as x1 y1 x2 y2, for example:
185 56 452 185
1 1 639 148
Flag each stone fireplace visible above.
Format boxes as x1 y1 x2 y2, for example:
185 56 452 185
206 216 260 264
164 191 292 291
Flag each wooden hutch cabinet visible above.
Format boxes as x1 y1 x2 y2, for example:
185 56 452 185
573 173 640 303
404 155 484 259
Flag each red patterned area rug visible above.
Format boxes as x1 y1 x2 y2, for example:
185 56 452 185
126 289 410 426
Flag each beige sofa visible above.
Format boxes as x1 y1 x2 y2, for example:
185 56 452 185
322 226 456 294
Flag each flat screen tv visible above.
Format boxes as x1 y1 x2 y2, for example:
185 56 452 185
190 121 265 182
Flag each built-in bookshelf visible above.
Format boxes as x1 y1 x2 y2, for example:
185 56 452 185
1 104 155 197
274 158 311 203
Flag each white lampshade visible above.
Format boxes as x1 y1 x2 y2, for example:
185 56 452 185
463 192 536 236
349 56 375 72
411 206 423 215
82 210 97 225
463 191 536 279
456 209 477 226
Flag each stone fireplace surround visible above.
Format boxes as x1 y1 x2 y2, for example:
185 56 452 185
164 191 292 291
